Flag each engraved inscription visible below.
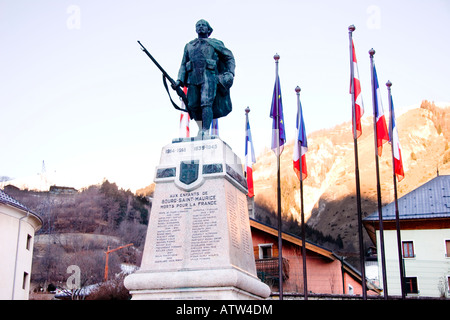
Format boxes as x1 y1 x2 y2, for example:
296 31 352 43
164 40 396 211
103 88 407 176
190 207 220 261
153 189 222 265
238 194 251 255
226 188 240 250
154 211 183 264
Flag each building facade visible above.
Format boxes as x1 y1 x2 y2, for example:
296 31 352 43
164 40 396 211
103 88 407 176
250 218 379 297
0 189 42 300
364 175 450 298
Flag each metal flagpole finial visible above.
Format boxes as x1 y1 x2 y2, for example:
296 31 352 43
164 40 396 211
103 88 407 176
386 80 392 88
245 106 250 114
274 53 280 61
295 86 301 94
369 48 376 57
348 24 356 32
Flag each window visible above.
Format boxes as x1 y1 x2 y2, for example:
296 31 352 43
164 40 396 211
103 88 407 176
404 277 418 294
402 241 415 258
258 244 273 259
348 284 354 295
22 272 29 290
448 276 450 293
26 234 32 251
445 240 450 257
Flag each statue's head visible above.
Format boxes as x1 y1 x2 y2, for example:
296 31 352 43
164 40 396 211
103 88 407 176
196 19 213 38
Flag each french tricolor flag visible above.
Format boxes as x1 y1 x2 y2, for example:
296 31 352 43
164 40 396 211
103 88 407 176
179 87 190 138
210 119 219 136
372 64 389 156
293 95 307 181
389 95 404 181
245 114 256 197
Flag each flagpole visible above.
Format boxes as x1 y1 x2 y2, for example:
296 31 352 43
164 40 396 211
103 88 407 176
386 80 406 299
369 48 388 300
273 53 283 300
296 86 308 300
348 25 367 300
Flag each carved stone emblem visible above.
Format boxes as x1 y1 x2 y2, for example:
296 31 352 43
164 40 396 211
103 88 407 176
180 160 199 185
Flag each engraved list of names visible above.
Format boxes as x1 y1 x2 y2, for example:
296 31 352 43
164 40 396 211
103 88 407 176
152 187 223 266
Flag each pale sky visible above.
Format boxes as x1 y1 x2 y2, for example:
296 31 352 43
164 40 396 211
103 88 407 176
1 0 449 191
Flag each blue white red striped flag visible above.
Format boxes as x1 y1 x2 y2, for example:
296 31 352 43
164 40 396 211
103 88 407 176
388 95 404 181
293 96 307 181
210 119 219 136
245 115 256 197
372 64 389 156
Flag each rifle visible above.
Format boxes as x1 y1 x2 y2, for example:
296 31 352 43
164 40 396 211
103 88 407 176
137 40 188 112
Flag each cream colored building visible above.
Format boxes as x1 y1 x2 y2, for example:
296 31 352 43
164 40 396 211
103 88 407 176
364 175 450 298
0 189 42 300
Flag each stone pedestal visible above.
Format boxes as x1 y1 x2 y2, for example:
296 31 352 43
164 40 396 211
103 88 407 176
124 136 270 300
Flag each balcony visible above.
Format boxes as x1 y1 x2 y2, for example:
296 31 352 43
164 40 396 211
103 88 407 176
255 257 289 283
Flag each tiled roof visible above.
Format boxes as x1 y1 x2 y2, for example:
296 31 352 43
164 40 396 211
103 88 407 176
0 189 32 212
364 175 450 221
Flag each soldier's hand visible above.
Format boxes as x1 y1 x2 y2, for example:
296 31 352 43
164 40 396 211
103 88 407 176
172 80 182 90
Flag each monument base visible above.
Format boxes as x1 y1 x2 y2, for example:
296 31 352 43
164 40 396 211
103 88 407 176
126 267 269 300
124 136 270 300
128 288 262 300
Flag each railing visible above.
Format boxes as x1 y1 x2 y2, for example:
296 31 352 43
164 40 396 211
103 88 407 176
255 257 289 283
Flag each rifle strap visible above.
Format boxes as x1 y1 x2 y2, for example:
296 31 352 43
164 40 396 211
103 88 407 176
162 75 188 113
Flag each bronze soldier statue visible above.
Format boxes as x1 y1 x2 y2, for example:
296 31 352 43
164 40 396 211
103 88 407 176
173 20 235 137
